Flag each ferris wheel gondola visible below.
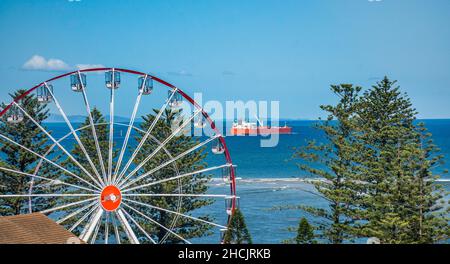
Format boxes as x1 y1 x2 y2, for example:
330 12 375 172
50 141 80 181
168 90 183 108
6 104 24 124
37 84 53 103
70 73 86 92
105 70 120 89
212 138 225 155
138 75 153 95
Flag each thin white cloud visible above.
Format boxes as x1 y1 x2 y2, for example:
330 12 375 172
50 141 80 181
22 55 104 72
167 70 193 77
76 64 106 70
22 55 71 71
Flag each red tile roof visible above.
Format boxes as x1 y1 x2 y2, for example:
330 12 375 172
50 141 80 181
0 213 82 244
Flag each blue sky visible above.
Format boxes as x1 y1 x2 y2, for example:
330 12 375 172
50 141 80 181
0 0 449 119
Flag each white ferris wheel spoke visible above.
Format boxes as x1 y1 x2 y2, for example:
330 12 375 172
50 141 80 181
69 204 99 232
78 71 108 183
13 102 103 188
122 201 191 244
80 207 104 243
123 198 226 229
118 109 202 187
0 133 101 191
122 164 231 193
107 69 116 184
121 207 157 244
115 208 140 244
39 197 97 214
43 82 106 187
115 89 177 184
90 213 103 244
118 134 219 189
104 212 110 244
56 200 98 224
112 213 122 244
112 76 146 184
0 166 98 193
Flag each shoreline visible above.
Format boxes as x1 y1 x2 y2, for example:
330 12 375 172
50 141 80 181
209 177 450 183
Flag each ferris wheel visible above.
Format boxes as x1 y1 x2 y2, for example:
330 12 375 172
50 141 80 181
0 68 238 244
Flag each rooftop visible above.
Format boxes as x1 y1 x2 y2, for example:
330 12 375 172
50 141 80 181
0 213 81 244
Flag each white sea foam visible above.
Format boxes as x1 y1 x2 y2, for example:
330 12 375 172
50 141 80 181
209 177 450 186
210 177 323 183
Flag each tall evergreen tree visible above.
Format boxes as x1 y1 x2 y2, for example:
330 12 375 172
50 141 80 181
0 90 61 215
292 84 365 243
407 123 449 243
223 209 252 244
356 77 449 243
296 217 316 244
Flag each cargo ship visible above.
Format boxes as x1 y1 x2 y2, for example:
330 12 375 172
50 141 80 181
230 117 292 135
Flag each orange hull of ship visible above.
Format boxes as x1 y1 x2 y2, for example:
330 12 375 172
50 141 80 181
230 127 292 135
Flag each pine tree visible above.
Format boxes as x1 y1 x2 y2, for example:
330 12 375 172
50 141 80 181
0 90 62 215
296 217 316 244
356 77 449 243
292 84 365 243
130 108 214 243
408 123 449 243
223 209 252 244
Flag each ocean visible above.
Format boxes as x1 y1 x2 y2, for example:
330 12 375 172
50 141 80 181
42 119 450 243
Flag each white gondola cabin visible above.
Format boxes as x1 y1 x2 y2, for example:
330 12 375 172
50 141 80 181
70 73 86 92
212 138 225 155
6 105 24 124
37 85 53 103
138 75 153 95
105 70 120 89
194 117 206 128
222 165 236 184
225 196 239 216
168 90 183 108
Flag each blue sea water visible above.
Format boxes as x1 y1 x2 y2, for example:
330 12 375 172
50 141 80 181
42 120 450 243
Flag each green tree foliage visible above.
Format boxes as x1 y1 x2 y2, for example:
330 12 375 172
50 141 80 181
0 90 62 215
292 84 365 243
223 209 252 244
129 108 214 243
408 123 450 243
296 217 316 244
356 77 449 243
